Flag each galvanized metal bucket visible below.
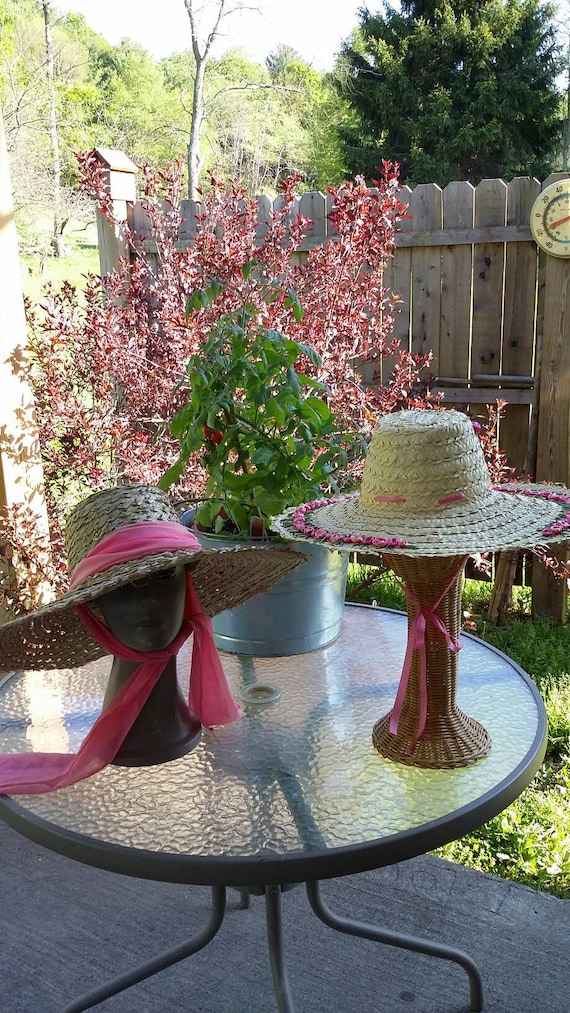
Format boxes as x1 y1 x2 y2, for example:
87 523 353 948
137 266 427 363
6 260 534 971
194 533 348 656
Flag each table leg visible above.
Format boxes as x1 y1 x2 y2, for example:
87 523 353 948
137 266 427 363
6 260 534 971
59 886 226 1013
265 885 296 1012
306 880 484 1013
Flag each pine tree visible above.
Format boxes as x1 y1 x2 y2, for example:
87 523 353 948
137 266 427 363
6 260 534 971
337 0 563 185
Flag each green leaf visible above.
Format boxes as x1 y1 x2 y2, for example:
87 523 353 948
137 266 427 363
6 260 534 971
254 490 289 516
286 366 300 396
195 501 222 529
185 289 207 319
158 458 185 489
266 397 286 426
296 373 327 390
205 278 223 301
284 289 304 323
302 396 335 423
293 341 322 367
170 406 192 437
251 445 278 467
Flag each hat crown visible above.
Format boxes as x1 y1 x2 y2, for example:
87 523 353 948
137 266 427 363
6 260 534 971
359 410 490 515
65 485 178 574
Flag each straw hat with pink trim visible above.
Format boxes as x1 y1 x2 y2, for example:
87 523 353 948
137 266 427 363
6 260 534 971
273 408 570 557
0 483 306 673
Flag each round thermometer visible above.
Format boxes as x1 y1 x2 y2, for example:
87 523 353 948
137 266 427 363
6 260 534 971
530 180 570 257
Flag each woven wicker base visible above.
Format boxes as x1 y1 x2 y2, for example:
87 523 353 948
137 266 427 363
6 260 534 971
373 552 492 769
372 708 491 769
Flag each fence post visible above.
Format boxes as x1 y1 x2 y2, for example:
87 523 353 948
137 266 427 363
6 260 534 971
0 107 51 615
534 248 570 620
92 147 138 276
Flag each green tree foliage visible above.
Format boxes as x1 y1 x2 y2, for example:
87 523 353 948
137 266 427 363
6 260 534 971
162 46 288 192
210 47 314 192
160 43 351 193
0 0 350 251
0 1 96 247
262 43 351 190
337 0 563 185
87 39 183 165
307 71 354 190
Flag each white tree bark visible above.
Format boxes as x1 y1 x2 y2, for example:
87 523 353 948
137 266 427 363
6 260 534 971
41 0 65 255
183 0 253 198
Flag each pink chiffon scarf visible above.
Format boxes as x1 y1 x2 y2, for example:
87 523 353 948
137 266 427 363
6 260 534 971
0 520 241 795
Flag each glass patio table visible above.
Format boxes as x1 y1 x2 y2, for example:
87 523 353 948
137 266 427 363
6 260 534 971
0 603 547 1013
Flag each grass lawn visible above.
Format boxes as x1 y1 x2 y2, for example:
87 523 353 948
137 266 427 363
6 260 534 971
20 220 100 303
346 563 570 899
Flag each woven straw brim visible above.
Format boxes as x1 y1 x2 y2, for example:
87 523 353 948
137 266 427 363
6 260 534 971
0 545 306 672
273 485 570 557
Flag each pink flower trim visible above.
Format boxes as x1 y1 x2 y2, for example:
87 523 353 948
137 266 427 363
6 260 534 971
290 497 408 549
492 485 570 537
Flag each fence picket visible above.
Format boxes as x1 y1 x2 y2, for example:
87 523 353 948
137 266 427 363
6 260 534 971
379 185 413 385
131 200 152 239
409 184 443 375
179 199 201 241
437 181 475 412
254 193 272 245
471 179 507 398
501 178 540 470
298 190 328 247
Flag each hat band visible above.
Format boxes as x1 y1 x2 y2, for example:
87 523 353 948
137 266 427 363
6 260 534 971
69 520 201 588
0 522 241 795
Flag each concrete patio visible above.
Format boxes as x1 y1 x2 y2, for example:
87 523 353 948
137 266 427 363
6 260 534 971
0 816 568 1013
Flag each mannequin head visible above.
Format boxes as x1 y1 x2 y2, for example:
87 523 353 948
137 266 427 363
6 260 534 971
96 563 187 652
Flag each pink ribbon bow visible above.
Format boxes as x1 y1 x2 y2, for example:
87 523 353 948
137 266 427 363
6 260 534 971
0 521 240 795
389 573 463 753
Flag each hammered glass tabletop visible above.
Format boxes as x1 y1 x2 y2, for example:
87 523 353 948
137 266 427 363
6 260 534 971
0 606 542 862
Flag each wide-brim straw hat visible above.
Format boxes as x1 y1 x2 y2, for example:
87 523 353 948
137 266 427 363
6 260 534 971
273 408 570 557
0 484 306 672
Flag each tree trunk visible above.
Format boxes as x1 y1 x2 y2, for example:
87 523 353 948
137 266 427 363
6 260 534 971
187 59 206 200
42 0 65 257
183 0 233 199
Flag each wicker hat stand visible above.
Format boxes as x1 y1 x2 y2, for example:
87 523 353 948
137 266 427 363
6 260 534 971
372 553 492 769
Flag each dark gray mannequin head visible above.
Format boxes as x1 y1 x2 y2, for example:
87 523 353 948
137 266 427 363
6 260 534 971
97 563 187 651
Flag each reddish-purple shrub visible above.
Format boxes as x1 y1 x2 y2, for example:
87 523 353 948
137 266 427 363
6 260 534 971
2 155 439 613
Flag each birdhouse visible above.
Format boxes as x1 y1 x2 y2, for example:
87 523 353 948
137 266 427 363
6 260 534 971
93 148 138 203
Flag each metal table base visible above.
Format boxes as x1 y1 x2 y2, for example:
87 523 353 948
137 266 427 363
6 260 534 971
59 882 483 1013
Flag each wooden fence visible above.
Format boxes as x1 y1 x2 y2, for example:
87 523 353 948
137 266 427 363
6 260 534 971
95 151 570 617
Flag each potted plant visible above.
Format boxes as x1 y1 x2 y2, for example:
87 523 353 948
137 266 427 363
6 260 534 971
159 274 364 655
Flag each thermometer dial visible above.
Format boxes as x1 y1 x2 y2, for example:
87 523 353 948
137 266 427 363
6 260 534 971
530 181 570 257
